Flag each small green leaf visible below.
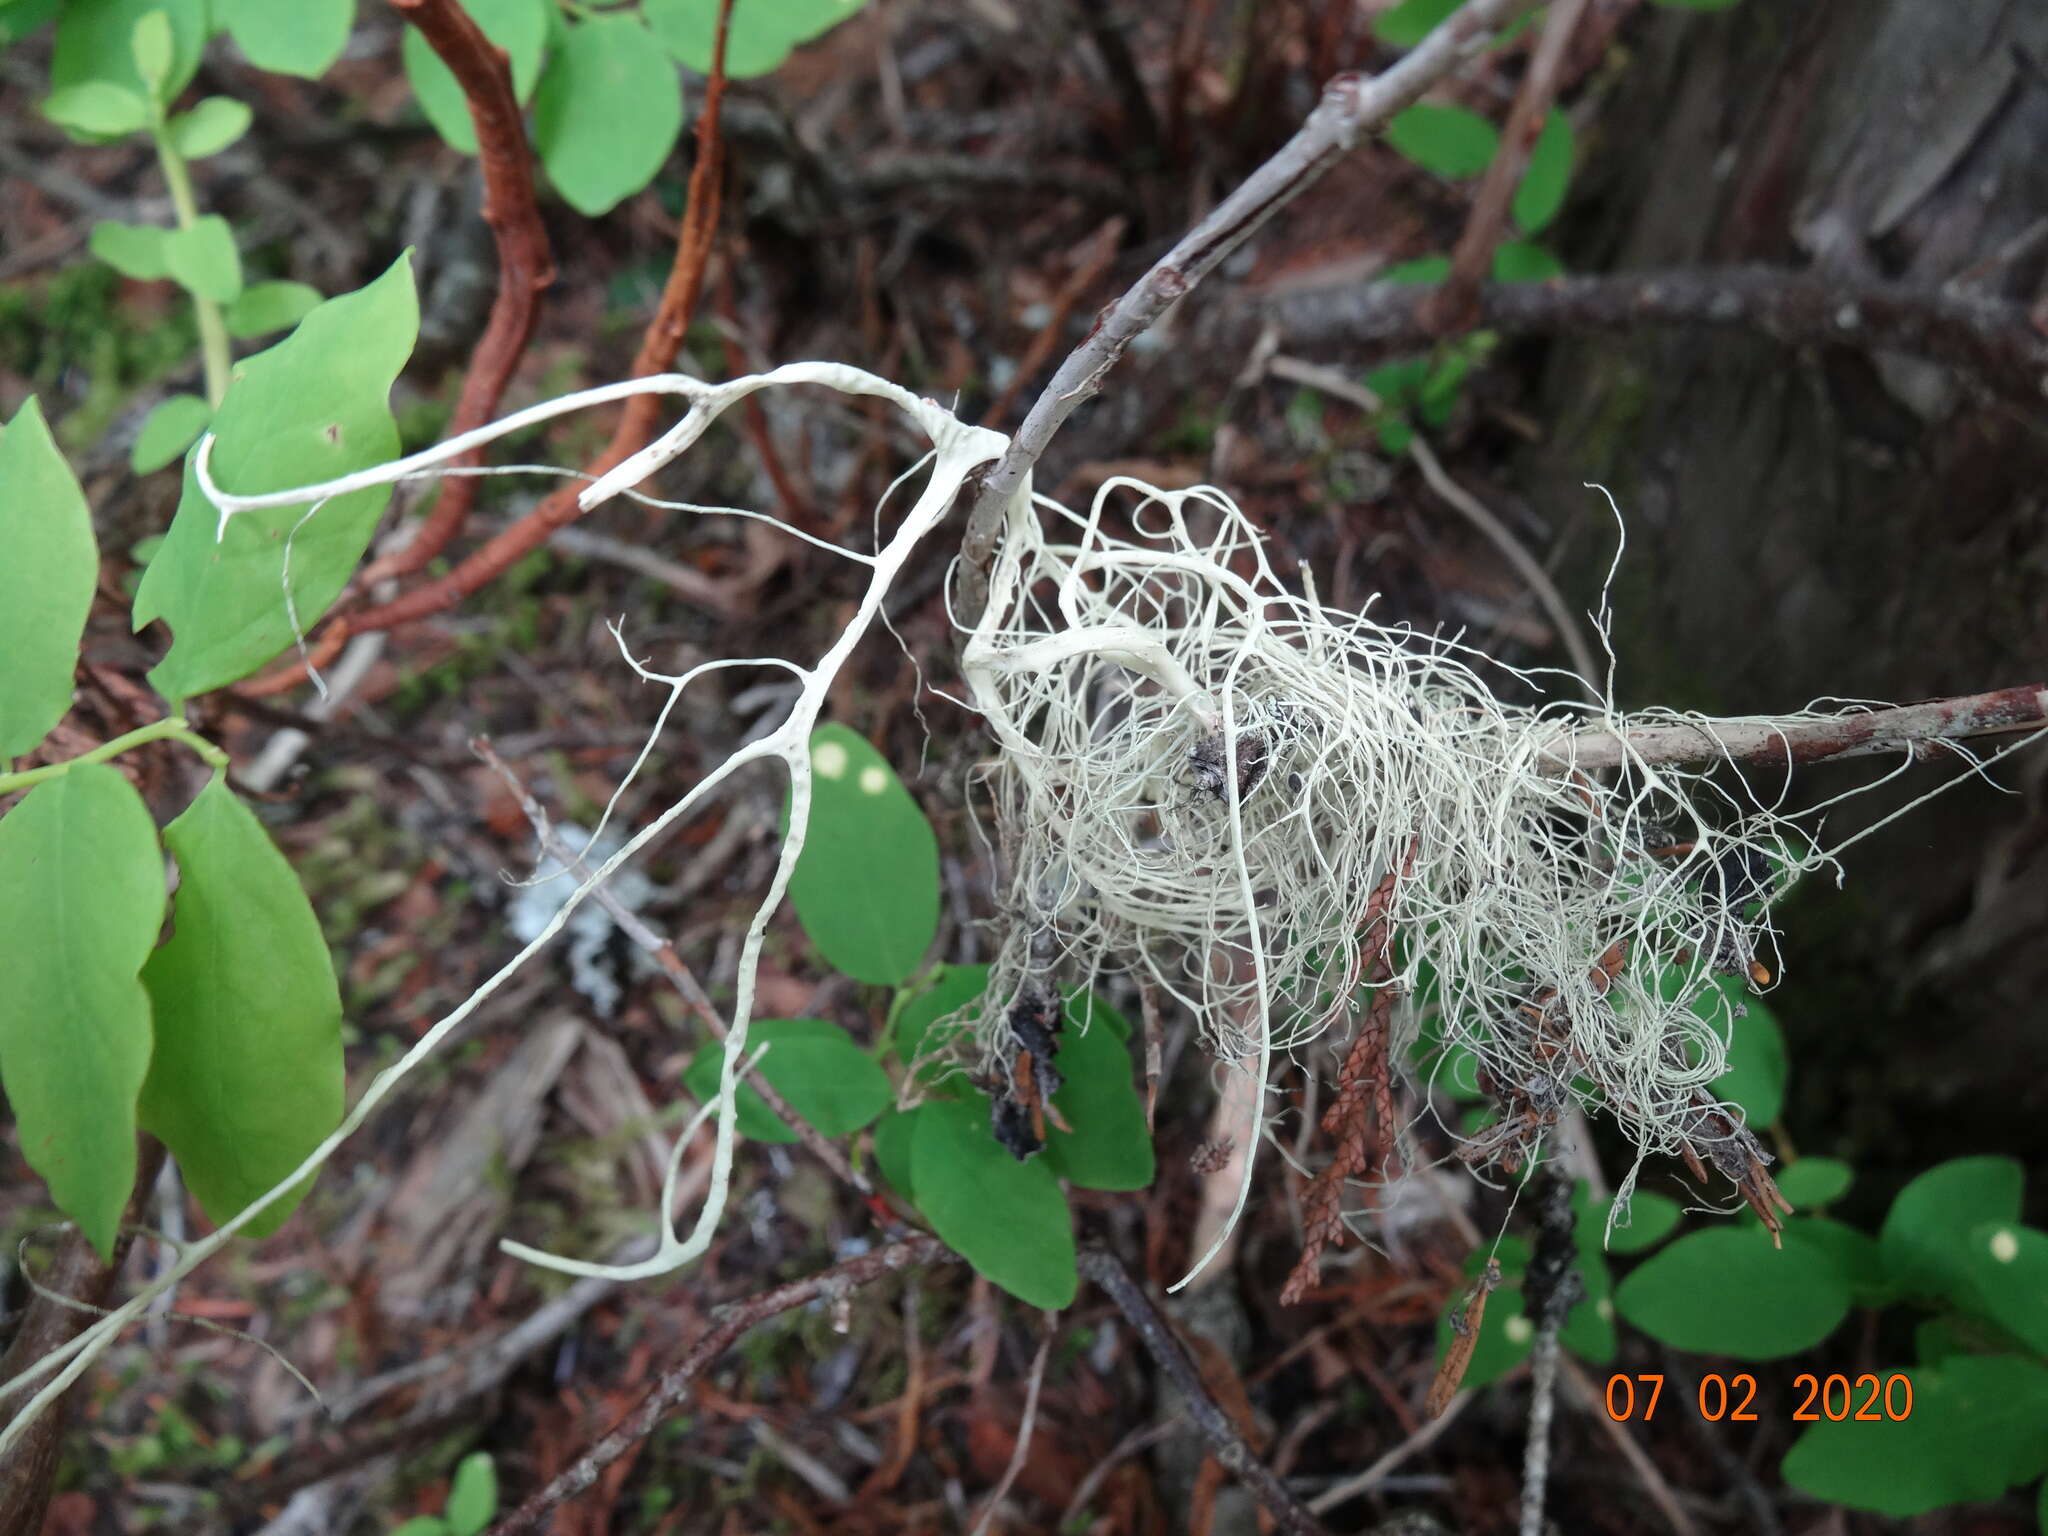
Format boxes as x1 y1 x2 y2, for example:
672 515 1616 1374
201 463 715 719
1379 255 1451 285
895 963 993 1066
1362 355 1430 408
1386 103 1499 178
168 96 253 159
1376 415 1415 455
223 281 324 339
130 393 210 474
162 215 244 303
786 724 940 986
1782 1356 2048 1516
42 80 151 136
1775 1157 1852 1207
1616 1224 1850 1358
130 9 173 94
1042 993 1152 1192
53 0 207 98
911 1096 1076 1309
140 778 344 1235
217 0 354 78
0 765 163 1260
532 14 684 218
1 0 61 46
1782 1217 1889 1308
1373 0 1461 47
1880 1155 2023 1303
682 1019 892 1143
644 0 872 78
133 251 419 701
1594 1190 1682 1254
1957 1223 2048 1356
1511 109 1573 234
0 399 98 757
401 0 548 154
1490 240 1564 283
90 219 171 279
871 1107 918 1201
444 1451 498 1536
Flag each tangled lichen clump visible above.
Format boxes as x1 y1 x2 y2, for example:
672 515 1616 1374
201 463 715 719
958 476 1828 1280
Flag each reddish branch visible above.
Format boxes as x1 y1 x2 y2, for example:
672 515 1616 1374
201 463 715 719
372 0 555 584
1266 267 2048 403
483 1236 951 1536
1423 0 1590 335
955 0 1545 626
244 0 740 697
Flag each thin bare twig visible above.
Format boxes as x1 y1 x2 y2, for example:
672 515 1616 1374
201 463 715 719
1076 1246 1333 1536
968 1312 1059 1535
1424 0 1590 334
1308 1389 1472 1514
373 0 556 581
482 1236 951 1536
955 0 1545 626
1518 1172 1580 1536
1265 267 2048 404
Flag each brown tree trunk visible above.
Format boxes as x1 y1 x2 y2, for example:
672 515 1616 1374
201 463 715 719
1526 0 2048 1177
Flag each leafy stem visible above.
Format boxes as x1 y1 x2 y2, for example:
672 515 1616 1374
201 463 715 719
149 122 230 407
0 717 229 796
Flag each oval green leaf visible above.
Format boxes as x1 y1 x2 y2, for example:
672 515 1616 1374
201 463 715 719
1386 103 1499 178
787 724 939 986
1782 1356 2048 1516
140 777 344 1235
131 10 173 94
1880 1155 2023 1304
871 1107 917 1201
53 0 207 98
163 215 243 304
0 764 163 1258
682 1018 892 1144
90 219 171 279
1511 109 1573 234
1958 1223 2048 1356
444 1450 498 1536
223 281 324 340
1043 992 1152 1192
401 0 548 154
217 0 353 78
531 14 683 218
0 399 97 757
1706 983 1786 1126
133 251 419 702
1616 1224 1850 1358
1490 239 1564 284
644 0 873 79
894 962 992 1067
1594 1189 1682 1254
41 80 150 137
911 1096 1075 1309
1774 1156 1852 1208
131 393 210 474
168 96 253 159
1374 0 1461 46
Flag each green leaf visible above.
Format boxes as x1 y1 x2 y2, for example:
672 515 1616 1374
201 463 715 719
42 80 151 136
1 0 61 46
1880 1155 2023 1303
1956 1223 2048 1356
217 0 354 78
130 393 210 474
223 281 324 339
1775 1157 1853 1207
531 15 683 218
0 399 98 757
53 0 207 98
1386 103 1499 178
1615 1224 1850 1358
644 0 872 79
162 216 244 303
167 96 253 159
1379 255 1451 285
786 724 939 986
1042 993 1152 1192
1782 1217 1889 1308
130 9 173 94
401 0 548 154
895 963 993 1066
389 1522 450 1536
1594 1190 1682 1254
444 1451 498 1536
0 765 163 1259
133 251 419 701
1707 985 1785 1125
1782 1356 2048 1516
139 778 344 1235
1362 355 1430 409
871 1108 917 1201
910 1096 1075 1308
90 219 171 280
1373 0 1461 47
1511 109 1573 234
1490 240 1564 283
682 1019 892 1144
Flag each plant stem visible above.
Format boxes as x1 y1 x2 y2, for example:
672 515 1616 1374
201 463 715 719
0 717 228 795
151 128 230 407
